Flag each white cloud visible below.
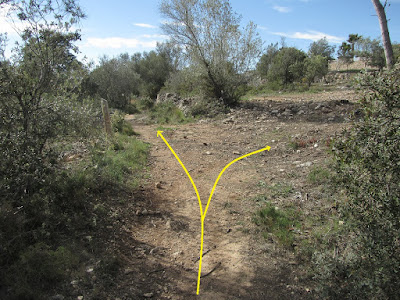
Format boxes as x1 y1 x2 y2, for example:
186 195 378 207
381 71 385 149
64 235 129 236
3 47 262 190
271 30 344 43
273 5 292 13
133 23 157 29
258 26 268 31
142 34 168 39
85 37 159 49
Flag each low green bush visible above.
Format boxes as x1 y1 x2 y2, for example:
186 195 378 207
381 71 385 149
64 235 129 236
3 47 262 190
149 101 192 124
254 201 301 248
313 65 400 299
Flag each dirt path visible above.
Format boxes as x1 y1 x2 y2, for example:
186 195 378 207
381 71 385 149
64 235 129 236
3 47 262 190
126 91 357 299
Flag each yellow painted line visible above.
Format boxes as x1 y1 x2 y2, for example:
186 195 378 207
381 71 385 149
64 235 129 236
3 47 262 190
157 130 271 295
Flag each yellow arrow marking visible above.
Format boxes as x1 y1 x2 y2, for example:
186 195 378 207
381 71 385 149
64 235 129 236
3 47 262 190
157 130 271 295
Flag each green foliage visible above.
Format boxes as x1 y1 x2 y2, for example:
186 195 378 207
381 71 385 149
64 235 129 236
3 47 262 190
393 43 400 64
136 96 156 111
337 42 353 67
354 37 386 69
313 65 400 299
267 182 294 198
257 42 279 78
254 201 301 248
133 50 173 99
6 243 79 299
307 166 331 185
304 55 329 86
111 111 138 136
90 54 140 110
308 38 336 60
149 101 192 124
92 133 149 187
267 47 307 85
188 96 228 118
160 0 262 106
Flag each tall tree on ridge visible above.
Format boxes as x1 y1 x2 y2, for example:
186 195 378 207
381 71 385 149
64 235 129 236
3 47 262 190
371 0 394 69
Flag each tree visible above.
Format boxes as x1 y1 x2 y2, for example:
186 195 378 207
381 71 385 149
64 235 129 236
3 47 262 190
337 42 353 68
371 0 394 69
134 50 174 99
257 42 279 78
160 0 262 106
355 37 386 69
90 54 140 109
0 0 88 199
304 55 329 87
267 47 306 85
347 33 362 54
308 38 336 61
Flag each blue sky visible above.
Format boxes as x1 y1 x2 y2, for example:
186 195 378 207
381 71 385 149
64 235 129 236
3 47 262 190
2 0 400 63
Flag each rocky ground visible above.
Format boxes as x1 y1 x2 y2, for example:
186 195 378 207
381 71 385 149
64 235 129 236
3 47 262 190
81 88 358 300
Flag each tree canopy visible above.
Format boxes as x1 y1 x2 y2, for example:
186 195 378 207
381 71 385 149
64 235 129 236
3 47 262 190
160 0 262 105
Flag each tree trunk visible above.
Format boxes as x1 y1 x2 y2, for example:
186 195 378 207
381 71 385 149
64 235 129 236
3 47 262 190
371 0 394 69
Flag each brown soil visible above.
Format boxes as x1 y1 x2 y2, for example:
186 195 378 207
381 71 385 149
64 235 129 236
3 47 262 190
112 89 358 299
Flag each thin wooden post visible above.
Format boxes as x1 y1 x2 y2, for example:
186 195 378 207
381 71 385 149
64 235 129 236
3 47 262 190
101 98 113 137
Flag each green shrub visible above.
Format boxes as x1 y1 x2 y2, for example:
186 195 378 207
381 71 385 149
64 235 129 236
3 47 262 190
136 96 155 111
307 166 331 185
254 201 301 248
92 133 149 187
267 182 294 198
189 97 227 118
149 101 191 124
313 65 400 299
125 102 140 114
7 243 79 299
111 111 138 136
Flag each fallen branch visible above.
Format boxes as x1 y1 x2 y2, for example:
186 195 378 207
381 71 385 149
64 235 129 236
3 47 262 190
194 245 216 263
200 262 221 278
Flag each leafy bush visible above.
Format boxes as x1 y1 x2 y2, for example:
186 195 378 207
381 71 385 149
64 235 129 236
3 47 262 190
254 201 301 248
136 96 155 111
189 97 228 118
313 65 400 299
111 111 138 136
92 133 149 187
149 101 191 124
6 243 79 299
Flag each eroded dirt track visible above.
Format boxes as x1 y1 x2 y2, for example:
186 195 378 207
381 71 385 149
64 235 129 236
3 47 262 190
125 91 357 299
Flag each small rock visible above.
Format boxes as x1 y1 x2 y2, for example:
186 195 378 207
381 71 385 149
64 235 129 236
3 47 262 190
314 143 318 148
155 182 163 189
77 297 84 300
124 268 134 275
86 266 94 273
297 110 305 115
165 220 171 229
144 293 154 298
142 209 148 216
298 161 313 167
70 280 78 286
271 110 279 114
233 151 241 155
339 220 344 226
206 151 212 155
